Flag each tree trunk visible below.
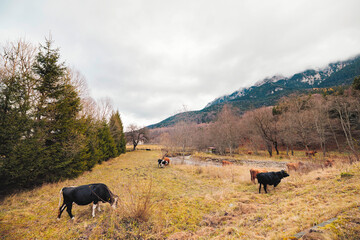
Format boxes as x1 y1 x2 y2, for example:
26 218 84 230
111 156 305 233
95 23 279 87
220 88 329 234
266 142 272 157
286 145 289 156
273 141 279 155
337 105 359 162
327 112 340 151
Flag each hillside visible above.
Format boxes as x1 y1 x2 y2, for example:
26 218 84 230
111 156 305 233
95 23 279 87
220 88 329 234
0 148 359 239
149 55 360 129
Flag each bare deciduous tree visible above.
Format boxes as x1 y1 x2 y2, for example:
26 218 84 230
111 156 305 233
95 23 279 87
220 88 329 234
309 94 330 157
98 97 113 121
1 39 37 114
239 112 262 154
278 95 316 153
278 110 297 156
330 91 360 162
246 107 278 157
126 124 149 150
209 105 241 155
168 121 195 158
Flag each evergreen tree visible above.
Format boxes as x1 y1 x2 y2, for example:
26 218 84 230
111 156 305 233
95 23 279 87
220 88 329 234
352 76 360 90
1 38 123 192
97 121 118 162
109 111 126 154
32 38 83 181
0 40 37 189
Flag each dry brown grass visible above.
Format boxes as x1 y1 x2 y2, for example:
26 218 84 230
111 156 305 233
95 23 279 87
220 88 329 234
120 177 155 222
0 148 359 239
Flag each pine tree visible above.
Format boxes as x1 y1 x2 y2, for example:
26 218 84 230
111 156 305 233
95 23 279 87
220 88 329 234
0 40 37 189
97 121 118 162
109 111 126 155
352 76 360 90
32 37 83 181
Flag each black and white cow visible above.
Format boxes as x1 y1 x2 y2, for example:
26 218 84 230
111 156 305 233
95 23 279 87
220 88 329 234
158 159 167 168
57 183 118 219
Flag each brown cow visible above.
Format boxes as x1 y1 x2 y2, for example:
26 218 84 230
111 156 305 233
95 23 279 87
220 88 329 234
305 151 317 156
222 160 233 166
250 168 268 184
163 157 170 165
324 159 334 168
247 151 253 155
286 162 304 172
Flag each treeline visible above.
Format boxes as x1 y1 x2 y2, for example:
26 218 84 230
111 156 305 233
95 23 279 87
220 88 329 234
0 38 126 192
155 77 360 162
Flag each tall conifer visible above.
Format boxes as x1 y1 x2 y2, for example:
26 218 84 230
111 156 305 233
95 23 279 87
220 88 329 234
32 38 82 181
109 111 126 154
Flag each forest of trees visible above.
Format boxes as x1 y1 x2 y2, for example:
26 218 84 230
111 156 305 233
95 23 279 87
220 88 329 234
155 78 360 162
0 38 126 192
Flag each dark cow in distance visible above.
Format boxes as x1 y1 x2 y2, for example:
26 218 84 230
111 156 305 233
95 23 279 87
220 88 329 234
57 183 118 220
256 170 289 193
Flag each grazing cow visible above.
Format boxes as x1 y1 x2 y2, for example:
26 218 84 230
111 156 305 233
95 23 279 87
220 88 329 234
222 160 233 166
247 151 253 155
256 170 289 193
57 183 118 220
158 159 167 168
163 157 170 165
324 159 335 168
286 162 304 172
249 168 268 184
158 157 170 168
305 150 317 157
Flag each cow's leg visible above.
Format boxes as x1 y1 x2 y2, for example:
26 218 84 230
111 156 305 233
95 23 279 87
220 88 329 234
264 184 268 193
66 203 74 219
274 180 280 188
259 183 262 193
57 203 66 219
92 203 97 217
97 203 101 212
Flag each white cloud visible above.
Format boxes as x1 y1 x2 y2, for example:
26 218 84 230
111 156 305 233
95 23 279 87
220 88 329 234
1 0 360 127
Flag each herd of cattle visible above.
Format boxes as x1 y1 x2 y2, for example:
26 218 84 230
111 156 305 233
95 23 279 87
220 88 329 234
57 153 335 219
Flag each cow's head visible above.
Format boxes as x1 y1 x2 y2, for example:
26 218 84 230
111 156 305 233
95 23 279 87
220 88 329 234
111 194 119 209
281 170 289 178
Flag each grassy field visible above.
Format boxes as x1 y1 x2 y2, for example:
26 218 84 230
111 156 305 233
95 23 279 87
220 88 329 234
0 147 359 239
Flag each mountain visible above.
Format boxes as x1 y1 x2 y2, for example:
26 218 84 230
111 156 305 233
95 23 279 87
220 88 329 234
148 55 360 129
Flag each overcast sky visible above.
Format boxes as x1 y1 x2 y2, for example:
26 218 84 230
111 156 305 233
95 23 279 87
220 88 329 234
1 0 360 128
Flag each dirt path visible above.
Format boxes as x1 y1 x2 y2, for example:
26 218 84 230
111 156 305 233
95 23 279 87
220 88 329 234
170 156 288 169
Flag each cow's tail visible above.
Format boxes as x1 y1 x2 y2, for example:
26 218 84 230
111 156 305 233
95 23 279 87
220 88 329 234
58 188 63 208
